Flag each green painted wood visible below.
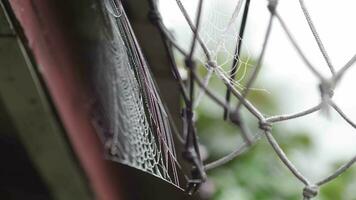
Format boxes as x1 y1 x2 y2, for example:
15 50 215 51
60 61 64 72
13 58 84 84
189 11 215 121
0 4 93 200
0 2 13 35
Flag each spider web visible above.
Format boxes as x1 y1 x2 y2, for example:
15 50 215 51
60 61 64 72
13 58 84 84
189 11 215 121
90 0 183 188
160 0 265 109
196 0 252 71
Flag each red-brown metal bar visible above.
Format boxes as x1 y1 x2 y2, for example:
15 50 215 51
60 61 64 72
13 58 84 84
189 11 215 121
9 1 124 199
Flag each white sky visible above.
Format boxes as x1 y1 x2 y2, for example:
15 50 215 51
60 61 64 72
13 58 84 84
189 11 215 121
159 0 356 180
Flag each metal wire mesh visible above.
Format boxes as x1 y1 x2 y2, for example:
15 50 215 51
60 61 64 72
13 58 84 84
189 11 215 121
147 0 356 199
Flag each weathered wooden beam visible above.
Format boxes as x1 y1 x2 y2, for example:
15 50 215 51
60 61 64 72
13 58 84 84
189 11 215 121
0 2 92 200
2 1 125 199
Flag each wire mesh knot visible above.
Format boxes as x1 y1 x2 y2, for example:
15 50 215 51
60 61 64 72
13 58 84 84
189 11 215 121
319 80 334 115
267 0 278 14
206 60 217 69
185 58 196 68
259 121 272 132
148 9 162 25
229 111 241 125
319 81 334 99
303 185 319 199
